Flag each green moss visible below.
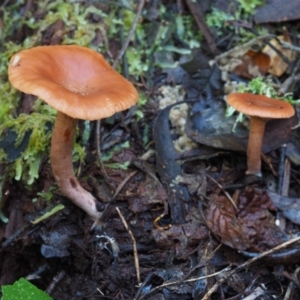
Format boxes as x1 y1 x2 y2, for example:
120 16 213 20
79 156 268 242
0 82 19 120
0 100 90 185
0 104 55 185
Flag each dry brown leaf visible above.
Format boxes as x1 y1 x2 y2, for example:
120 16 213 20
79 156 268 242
262 34 295 76
206 194 250 251
233 49 270 79
215 35 273 80
206 189 289 252
237 188 288 251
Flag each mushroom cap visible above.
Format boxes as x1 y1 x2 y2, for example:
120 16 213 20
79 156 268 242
8 45 139 120
227 92 295 119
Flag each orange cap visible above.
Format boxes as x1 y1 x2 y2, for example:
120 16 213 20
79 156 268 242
227 93 295 119
8 45 139 120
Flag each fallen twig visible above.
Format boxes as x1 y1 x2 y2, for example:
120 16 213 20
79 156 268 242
135 266 232 300
206 174 237 210
112 0 146 69
202 236 300 299
184 0 219 55
95 120 110 183
116 206 141 284
112 170 137 200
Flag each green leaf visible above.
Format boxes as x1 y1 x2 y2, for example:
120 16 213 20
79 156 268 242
2 278 53 300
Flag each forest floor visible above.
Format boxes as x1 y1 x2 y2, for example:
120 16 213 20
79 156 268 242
1 0 300 299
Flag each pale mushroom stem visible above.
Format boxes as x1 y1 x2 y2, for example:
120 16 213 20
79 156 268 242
50 111 101 222
246 116 268 177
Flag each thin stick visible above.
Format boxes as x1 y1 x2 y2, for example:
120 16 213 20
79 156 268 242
112 0 146 69
96 119 110 183
137 237 299 299
206 174 237 210
135 266 232 300
276 144 287 227
46 270 66 295
202 236 300 300
112 170 137 200
116 206 141 284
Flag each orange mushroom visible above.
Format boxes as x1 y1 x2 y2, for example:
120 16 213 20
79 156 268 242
8 45 139 223
227 93 295 177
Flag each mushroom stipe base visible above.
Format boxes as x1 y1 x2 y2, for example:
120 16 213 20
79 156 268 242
51 111 102 222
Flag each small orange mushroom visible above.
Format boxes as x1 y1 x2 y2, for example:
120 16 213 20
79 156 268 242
227 93 295 177
8 45 139 223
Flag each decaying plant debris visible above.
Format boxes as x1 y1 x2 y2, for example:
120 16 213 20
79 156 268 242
2 0 300 299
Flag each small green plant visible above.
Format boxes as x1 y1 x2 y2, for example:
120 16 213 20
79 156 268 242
101 141 131 170
123 2 202 77
236 0 265 15
30 204 65 224
205 2 267 41
135 92 147 121
237 77 300 104
205 7 234 35
1 278 53 300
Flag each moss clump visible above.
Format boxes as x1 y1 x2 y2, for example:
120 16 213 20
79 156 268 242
0 101 55 185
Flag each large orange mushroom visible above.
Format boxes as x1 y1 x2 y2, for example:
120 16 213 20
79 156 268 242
8 45 139 223
227 93 295 177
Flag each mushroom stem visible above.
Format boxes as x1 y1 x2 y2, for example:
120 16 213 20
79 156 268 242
50 111 101 222
246 116 268 177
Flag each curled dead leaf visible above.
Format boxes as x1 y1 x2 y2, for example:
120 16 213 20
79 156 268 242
234 50 271 79
262 34 295 76
206 189 289 252
206 194 250 251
